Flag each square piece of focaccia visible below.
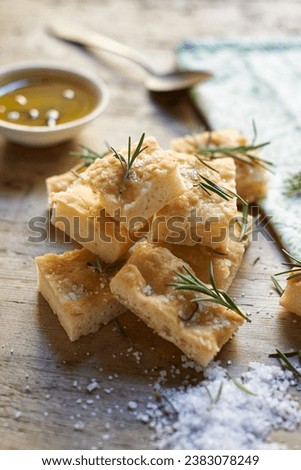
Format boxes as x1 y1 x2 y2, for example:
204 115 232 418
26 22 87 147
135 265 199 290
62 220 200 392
35 248 126 341
171 129 268 203
280 275 301 317
110 242 244 367
74 136 188 229
156 236 245 292
150 152 237 254
46 164 83 194
50 182 136 263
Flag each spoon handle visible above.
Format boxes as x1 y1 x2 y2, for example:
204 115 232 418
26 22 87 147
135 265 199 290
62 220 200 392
48 22 156 75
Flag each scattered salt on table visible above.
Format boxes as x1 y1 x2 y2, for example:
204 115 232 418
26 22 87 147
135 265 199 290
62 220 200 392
147 362 301 450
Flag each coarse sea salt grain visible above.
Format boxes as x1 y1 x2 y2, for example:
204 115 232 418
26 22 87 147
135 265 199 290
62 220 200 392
86 381 100 393
128 401 138 411
147 362 301 450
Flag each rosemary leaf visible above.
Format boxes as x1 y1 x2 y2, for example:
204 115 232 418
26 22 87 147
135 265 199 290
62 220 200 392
283 249 301 265
271 275 284 296
269 350 300 359
209 261 218 292
194 154 220 173
236 203 250 242
227 373 257 396
287 271 301 280
274 249 301 280
204 381 223 409
194 174 247 206
214 380 224 405
96 256 102 273
87 256 103 274
274 268 301 278
275 349 301 379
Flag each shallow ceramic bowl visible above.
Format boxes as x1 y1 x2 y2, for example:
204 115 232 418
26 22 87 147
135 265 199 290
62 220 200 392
0 62 109 147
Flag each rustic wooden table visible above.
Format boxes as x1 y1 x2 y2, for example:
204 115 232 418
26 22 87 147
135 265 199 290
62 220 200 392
0 0 300 450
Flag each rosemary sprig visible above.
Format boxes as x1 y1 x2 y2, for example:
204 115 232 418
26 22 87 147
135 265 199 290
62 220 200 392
70 144 108 167
282 171 301 198
195 122 272 171
168 262 250 322
110 133 148 195
194 174 247 206
272 349 301 379
227 373 257 396
271 275 284 296
274 249 301 280
196 143 272 170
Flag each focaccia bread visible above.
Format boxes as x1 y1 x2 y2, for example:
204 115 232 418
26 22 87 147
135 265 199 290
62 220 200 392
73 136 188 228
156 236 245 292
50 182 136 263
150 153 237 254
110 242 244 367
35 248 126 341
171 129 268 203
280 275 301 317
49 136 186 262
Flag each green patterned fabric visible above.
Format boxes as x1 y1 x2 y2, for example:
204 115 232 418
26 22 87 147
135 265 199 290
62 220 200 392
177 38 301 259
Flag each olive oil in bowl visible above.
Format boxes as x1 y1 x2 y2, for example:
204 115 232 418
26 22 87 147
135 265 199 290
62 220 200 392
0 63 109 146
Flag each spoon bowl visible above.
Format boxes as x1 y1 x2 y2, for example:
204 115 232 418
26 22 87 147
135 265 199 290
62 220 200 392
144 69 212 93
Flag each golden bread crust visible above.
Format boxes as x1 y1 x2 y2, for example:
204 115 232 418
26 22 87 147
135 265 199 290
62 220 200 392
35 248 126 341
75 136 188 225
280 276 301 316
110 242 244 366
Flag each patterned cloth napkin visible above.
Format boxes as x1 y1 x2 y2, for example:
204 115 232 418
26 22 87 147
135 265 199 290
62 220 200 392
177 38 301 259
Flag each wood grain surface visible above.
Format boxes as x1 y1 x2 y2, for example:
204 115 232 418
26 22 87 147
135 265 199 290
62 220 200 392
0 0 300 450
